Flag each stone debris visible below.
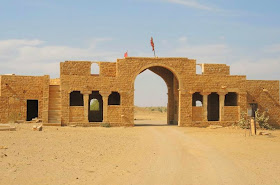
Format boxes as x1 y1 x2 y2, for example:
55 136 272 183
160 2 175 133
33 125 43 131
15 120 24 123
208 125 223 129
0 124 16 131
31 118 42 123
0 146 8 149
258 132 271 136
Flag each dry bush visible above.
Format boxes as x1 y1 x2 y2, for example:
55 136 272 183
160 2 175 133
238 112 250 129
255 109 273 130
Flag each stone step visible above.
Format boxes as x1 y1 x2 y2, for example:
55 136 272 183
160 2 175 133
43 123 61 126
49 106 61 110
49 97 61 100
49 109 61 112
0 127 16 131
49 85 60 90
70 122 103 127
48 114 61 117
49 91 61 95
49 102 61 107
48 119 61 123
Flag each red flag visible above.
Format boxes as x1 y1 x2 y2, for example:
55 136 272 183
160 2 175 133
150 37 155 51
124 51 128 58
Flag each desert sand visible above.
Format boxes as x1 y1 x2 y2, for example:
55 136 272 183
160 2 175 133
1 108 280 185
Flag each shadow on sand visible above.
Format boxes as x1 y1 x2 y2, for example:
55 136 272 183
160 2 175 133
134 120 177 127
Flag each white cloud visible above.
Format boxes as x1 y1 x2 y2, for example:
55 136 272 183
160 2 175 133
160 42 230 63
263 44 280 53
178 36 188 42
230 58 280 80
87 37 114 49
165 0 220 12
219 36 225 40
0 39 119 78
1 38 279 82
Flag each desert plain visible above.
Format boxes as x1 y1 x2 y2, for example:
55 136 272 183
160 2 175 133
1 107 280 185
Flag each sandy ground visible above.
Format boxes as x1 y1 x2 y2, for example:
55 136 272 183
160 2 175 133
1 111 280 185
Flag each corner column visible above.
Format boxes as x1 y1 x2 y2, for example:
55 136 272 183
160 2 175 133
100 91 111 123
81 91 91 123
218 92 227 121
201 92 211 121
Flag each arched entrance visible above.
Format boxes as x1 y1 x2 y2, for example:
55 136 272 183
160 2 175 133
133 65 179 125
88 91 103 122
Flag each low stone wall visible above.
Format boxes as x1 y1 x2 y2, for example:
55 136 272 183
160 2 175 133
69 106 84 123
192 107 203 121
108 105 122 125
224 106 239 121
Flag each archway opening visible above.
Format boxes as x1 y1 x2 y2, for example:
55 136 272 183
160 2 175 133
134 66 179 126
88 91 103 122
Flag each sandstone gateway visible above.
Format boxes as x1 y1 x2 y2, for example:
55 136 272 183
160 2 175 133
0 57 280 127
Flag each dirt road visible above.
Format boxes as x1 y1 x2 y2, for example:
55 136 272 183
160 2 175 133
1 122 280 185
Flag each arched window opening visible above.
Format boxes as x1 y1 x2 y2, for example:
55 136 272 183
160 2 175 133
108 92 120 105
192 92 203 107
196 100 203 107
225 92 238 106
196 64 202 74
91 63 100 75
70 91 83 106
90 99 100 111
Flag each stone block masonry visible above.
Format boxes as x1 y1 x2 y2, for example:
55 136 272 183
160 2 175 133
0 57 279 128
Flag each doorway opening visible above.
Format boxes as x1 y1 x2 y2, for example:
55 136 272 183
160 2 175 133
207 93 219 121
88 91 103 122
134 66 179 126
26 100 38 121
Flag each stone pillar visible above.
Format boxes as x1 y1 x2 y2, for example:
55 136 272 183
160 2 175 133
100 91 111 123
167 87 174 125
201 92 211 121
83 94 89 123
81 91 91 123
218 92 227 121
42 75 50 123
178 90 193 127
250 118 256 135
238 92 247 121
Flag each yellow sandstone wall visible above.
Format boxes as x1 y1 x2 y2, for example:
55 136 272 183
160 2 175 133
69 107 84 123
192 107 203 121
246 80 280 128
224 106 239 121
0 75 49 123
0 57 280 128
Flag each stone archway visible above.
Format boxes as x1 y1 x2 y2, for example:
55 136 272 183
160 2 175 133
132 65 180 125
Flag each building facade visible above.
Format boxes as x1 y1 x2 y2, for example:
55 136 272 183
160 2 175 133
0 57 280 127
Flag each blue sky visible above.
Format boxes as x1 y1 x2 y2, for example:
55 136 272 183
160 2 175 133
1 0 280 106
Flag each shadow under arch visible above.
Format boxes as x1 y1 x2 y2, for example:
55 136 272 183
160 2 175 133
133 63 181 126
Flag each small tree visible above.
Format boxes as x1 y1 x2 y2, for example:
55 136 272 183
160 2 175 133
255 109 273 130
